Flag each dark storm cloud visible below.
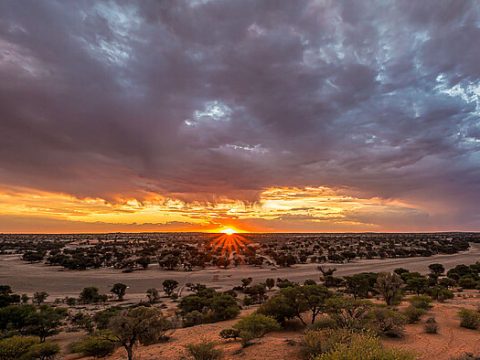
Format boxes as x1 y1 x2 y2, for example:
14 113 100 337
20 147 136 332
0 0 480 227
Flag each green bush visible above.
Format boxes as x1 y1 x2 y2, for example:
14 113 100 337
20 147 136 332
426 286 454 302
179 291 240 325
257 294 296 326
424 317 438 334
459 276 478 289
408 295 432 310
233 313 281 347
367 307 406 338
315 332 414 360
25 341 60 360
186 341 222 360
0 336 38 360
458 308 480 330
309 316 338 331
403 305 426 324
300 329 349 359
183 310 205 327
71 334 116 358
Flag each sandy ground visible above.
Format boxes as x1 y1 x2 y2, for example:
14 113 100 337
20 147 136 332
1 243 480 301
70 293 480 360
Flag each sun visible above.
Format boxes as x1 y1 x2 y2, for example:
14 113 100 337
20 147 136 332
220 228 237 235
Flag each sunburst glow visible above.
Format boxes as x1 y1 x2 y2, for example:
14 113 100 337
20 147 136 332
220 228 237 235
209 233 252 259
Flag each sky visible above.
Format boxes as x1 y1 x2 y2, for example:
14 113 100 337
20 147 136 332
0 0 480 233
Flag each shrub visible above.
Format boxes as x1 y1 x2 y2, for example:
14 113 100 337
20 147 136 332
71 334 116 358
300 329 349 359
309 316 338 331
243 296 254 306
179 290 240 325
325 297 371 330
367 307 406 338
183 310 205 327
459 276 478 289
219 328 240 340
0 336 38 360
315 332 414 360
426 286 454 302
233 313 281 347
458 308 480 330
186 341 222 360
26 341 60 360
403 305 426 324
424 317 438 334
408 295 432 310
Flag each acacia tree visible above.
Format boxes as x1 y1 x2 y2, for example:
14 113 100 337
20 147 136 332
110 283 127 301
162 280 178 297
375 272 404 306
25 305 67 342
280 284 331 325
429 263 445 277
108 306 172 360
265 278 275 290
33 292 49 306
146 288 160 304
344 274 372 299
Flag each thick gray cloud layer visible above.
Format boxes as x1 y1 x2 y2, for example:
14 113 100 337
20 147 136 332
0 0 480 228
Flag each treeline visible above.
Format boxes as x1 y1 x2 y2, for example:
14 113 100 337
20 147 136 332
2 232 479 271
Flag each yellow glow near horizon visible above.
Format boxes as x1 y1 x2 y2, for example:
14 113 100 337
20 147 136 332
0 184 429 233
220 227 237 235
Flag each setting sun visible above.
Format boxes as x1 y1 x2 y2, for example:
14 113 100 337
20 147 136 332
220 228 237 235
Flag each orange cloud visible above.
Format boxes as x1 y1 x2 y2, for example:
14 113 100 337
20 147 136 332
0 184 431 233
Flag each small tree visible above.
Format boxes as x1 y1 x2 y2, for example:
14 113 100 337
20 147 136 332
25 305 67 342
265 278 275 290
344 274 371 299
108 306 172 360
257 293 296 326
79 287 107 304
162 279 179 297
428 263 445 277
33 292 49 306
146 288 160 304
110 283 127 301
374 273 404 306
21 294 30 304
280 284 331 325
241 278 253 289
